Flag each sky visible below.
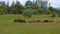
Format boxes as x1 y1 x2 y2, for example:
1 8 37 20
49 0 60 8
0 0 60 8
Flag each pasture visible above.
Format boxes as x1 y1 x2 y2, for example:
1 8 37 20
0 15 60 34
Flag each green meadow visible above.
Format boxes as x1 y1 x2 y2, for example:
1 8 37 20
0 15 60 34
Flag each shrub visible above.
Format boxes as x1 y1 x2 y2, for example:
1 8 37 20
58 14 60 17
23 9 33 17
51 13 56 17
46 10 51 15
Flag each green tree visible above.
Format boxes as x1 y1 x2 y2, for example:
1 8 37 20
11 1 15 7
34 7 45 15
0 1 9 14
25 0 33 7
25 0 38 9
11 1 24 14
0 7 5 14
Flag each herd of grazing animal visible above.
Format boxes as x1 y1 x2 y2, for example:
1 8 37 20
14 19 54 23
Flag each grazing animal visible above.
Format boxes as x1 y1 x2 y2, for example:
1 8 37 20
36 20 41 22
32 20 36 22
14 19 25 23
44 20 49 22
48 20 54 22
44 20 53 22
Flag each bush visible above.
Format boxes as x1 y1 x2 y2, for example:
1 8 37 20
51 13 56 17
58 14 60 17
23 9 33 17
36 7 44 15
46 10 52 15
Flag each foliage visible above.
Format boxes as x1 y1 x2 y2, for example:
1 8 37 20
25 0 33 7
46 10 52 15
11 1 24 14
51 12 56 18
34 7 48 15
0 1 59 16
23 9 33 17
58 14 60 17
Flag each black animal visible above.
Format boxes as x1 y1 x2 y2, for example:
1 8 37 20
44 20 53 22
14 19 25 23
44 20 49 22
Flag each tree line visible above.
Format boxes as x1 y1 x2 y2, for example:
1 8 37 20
0 0 60 17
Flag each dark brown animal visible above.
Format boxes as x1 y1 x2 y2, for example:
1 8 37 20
36 20 41 22
14 19 25 23
32 20 36 22
44 20 53 22
44 20 49 22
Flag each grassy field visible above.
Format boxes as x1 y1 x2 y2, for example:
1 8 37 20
0 15 60 34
